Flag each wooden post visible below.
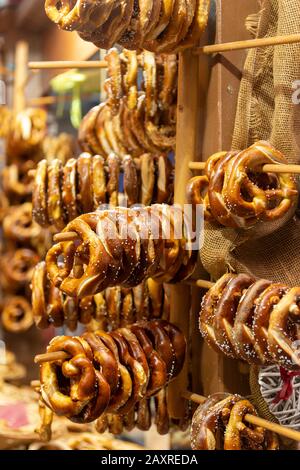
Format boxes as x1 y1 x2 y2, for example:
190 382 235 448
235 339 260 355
13 41 28 114
167 49 201 419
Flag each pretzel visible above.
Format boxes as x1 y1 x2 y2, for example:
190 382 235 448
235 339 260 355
213 273 255 359
107 153 120 207
268 287 300 369
92 154 107 209
3 202 42 244
77 153 94 213
107 414 124 435
253 283 289 365
32 160 49 227
110 331 148 414
1 161 34 200
105 287 122 330
224 399 279 450
156 155 174 204
154 388 169 435
63 297 79 332
1 248 39 291
233 279 272 364
62 158 78 222
120 50 138 109
105 48 123 115
130 324 167 395
95 330 133 413
0 191 8 222
136 398 151 431
199 273 237 354
123 155 139 207
118 327 150 387
123 407 136 431
130 95 162 153
158 55 178 108
78 105 104 155
223 141 298 222
147 278 164 318
157 319 186 377
47 159 65 230
145 120 176 151
1 296 33 333
191 393 240 450
177 0 210 50
40 336 98 420
140 153 156 205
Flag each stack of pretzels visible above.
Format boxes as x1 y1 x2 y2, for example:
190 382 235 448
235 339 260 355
45 205 196 298
0 108 54 333
79 49 177 157
45 0 210 53
200 272 300 370
40 319 186 424
191 393 279 450
32 261 170 331
187 141 298 229
32 152 174 230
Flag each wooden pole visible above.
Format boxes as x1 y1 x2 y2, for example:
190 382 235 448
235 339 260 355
189 161 300 174
28 60 107 70
13 41 28 113
167 48 201 420
195 33 300 55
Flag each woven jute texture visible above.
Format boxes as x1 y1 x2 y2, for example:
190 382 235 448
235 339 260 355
200 0 300 283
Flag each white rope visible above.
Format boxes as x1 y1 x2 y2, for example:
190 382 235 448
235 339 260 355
259 365 300 430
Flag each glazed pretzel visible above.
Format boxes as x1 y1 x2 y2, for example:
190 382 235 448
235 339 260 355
1 296 33 333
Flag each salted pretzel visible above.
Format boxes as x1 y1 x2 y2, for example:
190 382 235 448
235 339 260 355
213 274 255 359
224 399 279 450
77 152 94 213
32 261 63 329
233 279 272 364
156 155 174 204
105 287 122 330
253 283 289 365
92 154 107 208
123 155 139 207
140 153 156 205
62 158 79 222
47 159 65 230
1 248 39 292
107 153 120 207
104 48 123 115
7 108 47 158
1 296 33 333
178 0 210 50
136 398 151 431
32 160 49 227
3 202 42 244
268 287 300 369
120 50 138 109
191 393 241 450
223 141 298 220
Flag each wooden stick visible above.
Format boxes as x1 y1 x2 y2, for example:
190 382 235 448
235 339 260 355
186 279 214 289
13 41 28 114
189 161 300 174
34 351 69 364
30 380 41 389
53 231 79 242
183 390 300 442
28 60 107 70
195 33 300 55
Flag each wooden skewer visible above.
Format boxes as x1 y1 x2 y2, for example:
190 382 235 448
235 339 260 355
30 380 41 388
189 161 300 174
183 390 300 443
34 351 69 364
53 231 79 242
186 279 214 289
28 60 108 70
195 33 300 55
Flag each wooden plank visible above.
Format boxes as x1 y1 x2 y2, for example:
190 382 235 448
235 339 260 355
167 48 201 419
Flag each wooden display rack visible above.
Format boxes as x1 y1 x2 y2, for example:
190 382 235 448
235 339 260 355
19 0 300 445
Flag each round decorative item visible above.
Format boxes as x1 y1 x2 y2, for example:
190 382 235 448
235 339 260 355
250 364 300 430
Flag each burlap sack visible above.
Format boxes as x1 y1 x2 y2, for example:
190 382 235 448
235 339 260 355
200 0 300 283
